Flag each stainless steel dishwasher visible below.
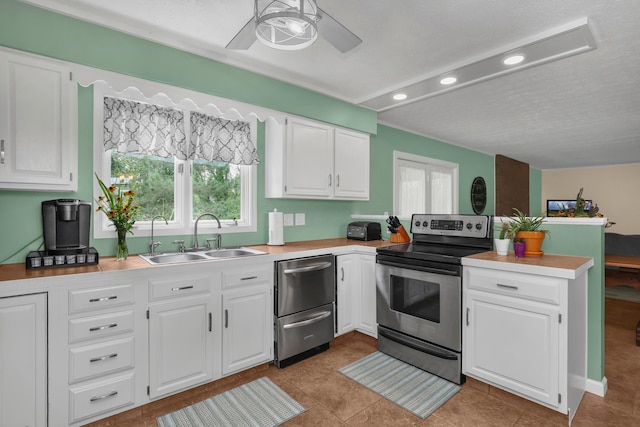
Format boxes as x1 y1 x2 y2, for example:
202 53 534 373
274 254 335 368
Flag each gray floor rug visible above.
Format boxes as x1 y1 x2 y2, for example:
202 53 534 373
339 351 460 419
605 285 640 303
156 377 305 427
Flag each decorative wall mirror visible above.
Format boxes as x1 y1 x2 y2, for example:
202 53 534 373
471 176 487 214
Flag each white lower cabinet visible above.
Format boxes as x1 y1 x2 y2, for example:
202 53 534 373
0 293 47 427
336 253 377 337
221 265 273 375
462 257 591 424
148 274 217 399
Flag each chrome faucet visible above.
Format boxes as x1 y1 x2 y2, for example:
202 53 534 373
150 215 168 255
193 212 222 250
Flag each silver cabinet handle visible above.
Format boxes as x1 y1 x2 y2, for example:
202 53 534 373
240 276 258 281
497 283 519 290
0 139 4 164
171 285 194 291
328 174 332 186
90 390 118 402
284 262 333 275
209 312 212 332
336 174 340 187
89 295 117 303
90 353 118 363
224 309 229 328
89 323 118 332
466 307 470 326
341 267 344 281
283 311 331 329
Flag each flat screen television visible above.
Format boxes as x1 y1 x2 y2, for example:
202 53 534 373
547 199 592 216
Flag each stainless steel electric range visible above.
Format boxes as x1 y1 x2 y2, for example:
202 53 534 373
376 213 493 384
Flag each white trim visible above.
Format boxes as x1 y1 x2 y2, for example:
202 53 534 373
585 376 607 397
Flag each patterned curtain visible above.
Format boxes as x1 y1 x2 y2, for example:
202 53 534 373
103 97 188 159
190 111 259 165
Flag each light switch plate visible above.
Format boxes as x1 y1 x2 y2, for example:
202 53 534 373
284 213 294 226
295 213 305 226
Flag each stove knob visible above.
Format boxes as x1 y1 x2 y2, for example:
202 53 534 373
415 220 421 227
466 222 472 230
475 222 483 230
422 221 428 227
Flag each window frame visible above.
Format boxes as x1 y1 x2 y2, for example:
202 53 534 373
92 83 257 240
393 150 459 219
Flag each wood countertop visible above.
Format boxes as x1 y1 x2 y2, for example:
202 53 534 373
462 251 594 279
0 238 394 283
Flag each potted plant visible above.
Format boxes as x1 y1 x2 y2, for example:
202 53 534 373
494 221 510 255
507 208 549 256
513 237 526 258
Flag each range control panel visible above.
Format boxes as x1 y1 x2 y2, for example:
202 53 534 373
410 214 491 238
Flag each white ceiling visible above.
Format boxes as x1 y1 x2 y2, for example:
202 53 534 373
20 0 640 170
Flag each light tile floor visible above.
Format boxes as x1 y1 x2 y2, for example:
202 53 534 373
86 296 640 426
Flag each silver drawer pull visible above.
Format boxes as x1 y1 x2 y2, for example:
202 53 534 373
240 276 258 281
283 311 331 329
90 353 118 363
497 283 519 290
90 390 118 402
1 139 4 164
89 295 117 303
284 262 333 275
89 323 118 332
171 285 194 291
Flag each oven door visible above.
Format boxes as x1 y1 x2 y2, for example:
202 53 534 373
376 261 461 352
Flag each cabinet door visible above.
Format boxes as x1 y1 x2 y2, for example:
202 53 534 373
336 254 358 336
0 49 76 190
148 295 214 399
284 117 333 197
464 290 560 407
334 128 370 200
0 293 47 427
222 285 272 375
357 254 377 336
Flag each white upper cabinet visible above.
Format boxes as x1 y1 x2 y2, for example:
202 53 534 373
0 48 77 191
265 116 370 200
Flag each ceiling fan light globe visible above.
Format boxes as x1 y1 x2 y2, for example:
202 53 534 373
255 0 318 50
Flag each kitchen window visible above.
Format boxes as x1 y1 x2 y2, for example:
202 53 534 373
393 151 458 218
93 84 258 239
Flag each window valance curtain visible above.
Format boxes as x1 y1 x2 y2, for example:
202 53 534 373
103 96 259 165
103 97 189 159
190 112 259 165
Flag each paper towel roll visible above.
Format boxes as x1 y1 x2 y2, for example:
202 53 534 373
268 209 284 246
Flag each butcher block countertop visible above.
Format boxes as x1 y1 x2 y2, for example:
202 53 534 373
0 238 393 283
462 251 594 279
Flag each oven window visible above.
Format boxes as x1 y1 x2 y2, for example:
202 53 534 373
390 274 440 323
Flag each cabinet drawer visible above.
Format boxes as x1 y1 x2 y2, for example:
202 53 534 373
222 268 271 289
69 310 134 344
69 337 134 383
68 373 135 424
466 267 563 304
69 284 134 314
148 275 210 301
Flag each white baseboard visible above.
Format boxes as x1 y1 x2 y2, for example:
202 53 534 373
585 376 608 397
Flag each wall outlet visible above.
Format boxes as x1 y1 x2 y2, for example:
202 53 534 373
283 213 294 226
295 213 305 226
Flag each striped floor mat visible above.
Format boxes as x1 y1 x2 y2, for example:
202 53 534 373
339 351 460 419
157 377 306 427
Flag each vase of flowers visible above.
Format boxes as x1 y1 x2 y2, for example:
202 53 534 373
95 173 139 260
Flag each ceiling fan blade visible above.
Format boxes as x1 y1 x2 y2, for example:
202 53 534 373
226 17 257 50
316 7 362 53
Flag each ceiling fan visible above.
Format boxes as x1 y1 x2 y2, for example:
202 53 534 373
226 0 362 53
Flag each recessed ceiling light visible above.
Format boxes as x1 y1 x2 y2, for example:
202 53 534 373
440 77 457 85
503 54 525 65
392 93 408 101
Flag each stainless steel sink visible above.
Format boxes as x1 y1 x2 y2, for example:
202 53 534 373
203 247 265 258
141 252 209 264
139 247 266 265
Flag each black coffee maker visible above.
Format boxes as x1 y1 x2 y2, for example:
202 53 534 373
42 199 91 255
26 199 98 269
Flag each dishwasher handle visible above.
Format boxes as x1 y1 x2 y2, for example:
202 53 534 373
283 262 333 275
282 311 331 329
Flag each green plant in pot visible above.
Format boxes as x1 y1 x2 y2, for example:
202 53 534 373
494 221 511 255
507 208 549 257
